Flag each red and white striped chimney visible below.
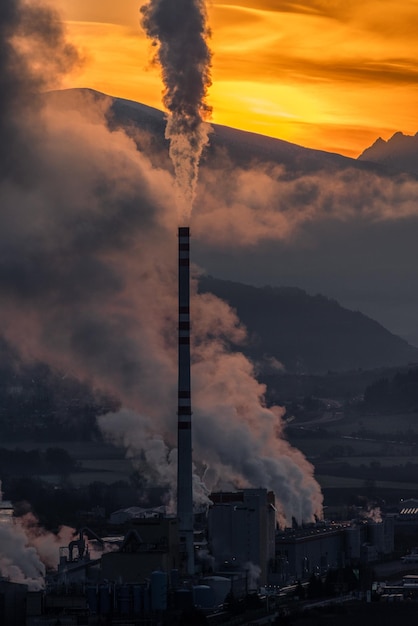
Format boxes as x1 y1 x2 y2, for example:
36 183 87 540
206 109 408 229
177 226 194 575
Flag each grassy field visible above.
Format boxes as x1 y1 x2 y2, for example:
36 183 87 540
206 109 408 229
287 435 385 458
331 412 418 436
287 411 418 506
1 439 133 486
316 474 418 491
329 455 418 467
288 410 418 455
1 439 125 459
4 410 418 503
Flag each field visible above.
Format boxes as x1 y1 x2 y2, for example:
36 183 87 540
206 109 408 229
1 439 134 486
316 475 418 491
1 440 124 459
39 459 134 487
3 408 418 507
286 410 418 507
331 412 418 436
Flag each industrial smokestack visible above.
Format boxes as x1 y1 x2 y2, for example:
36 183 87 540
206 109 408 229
177 226 194 575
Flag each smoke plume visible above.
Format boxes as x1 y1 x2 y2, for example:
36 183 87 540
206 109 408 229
99 289 323 524
0 486 53 589
0 489 111 588
0 521 46 590
245 562 261 591
0 0 80 185
361 506 382 523
140 0 212 221
191 157 418 246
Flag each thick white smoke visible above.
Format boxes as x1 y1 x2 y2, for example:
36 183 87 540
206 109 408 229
99 285 323 525
0 485 71 589
193 158 418 246
0 523 46 591
0 499 114 588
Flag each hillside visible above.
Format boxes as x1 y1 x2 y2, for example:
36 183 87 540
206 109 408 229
198 276 418 373
45 89 418 347
49 88 378 175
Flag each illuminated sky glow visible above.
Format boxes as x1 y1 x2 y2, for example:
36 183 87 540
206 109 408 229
57 0 418 157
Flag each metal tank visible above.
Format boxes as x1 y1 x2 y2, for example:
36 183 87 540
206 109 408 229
151 570 168 611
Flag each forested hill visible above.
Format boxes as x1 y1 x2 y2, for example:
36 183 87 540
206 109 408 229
198 276 418 374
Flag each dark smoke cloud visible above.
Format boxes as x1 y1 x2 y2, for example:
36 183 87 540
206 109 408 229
140 0 212 219
0 0 177 404
0 0 80 183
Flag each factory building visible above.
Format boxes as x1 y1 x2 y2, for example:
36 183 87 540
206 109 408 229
0 580 28 626
100 517 180 583
368 517 395 556
274 525 344 582
273 517 395 583
395 499 418 537
208 488 276 585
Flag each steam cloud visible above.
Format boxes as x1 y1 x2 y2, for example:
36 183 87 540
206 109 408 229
140 0 212 220
0 484 114 588
0 519 46 590
0 484 73 589
193 159 418 245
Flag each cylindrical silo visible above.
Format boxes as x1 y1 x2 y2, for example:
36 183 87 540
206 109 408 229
151 570 168 611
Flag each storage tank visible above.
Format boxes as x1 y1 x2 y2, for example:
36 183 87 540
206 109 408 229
133 584 142 615
193 584 215 609
170 568 180 590
86 585 98 614
143 583 151 614
345 526 361 560
117 584 131 616
201 576 231 606
369 521 385 554
98 584 112 615
175 588 193 611
151 570 168 611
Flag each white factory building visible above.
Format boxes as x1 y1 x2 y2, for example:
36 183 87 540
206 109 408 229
208 488 276 586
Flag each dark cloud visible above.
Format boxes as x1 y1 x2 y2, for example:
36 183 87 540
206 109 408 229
0 0 80 183
140 0 212 216
140 0 211 123
0 0 176 398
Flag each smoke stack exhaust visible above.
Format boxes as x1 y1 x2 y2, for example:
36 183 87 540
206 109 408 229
177 226 194 575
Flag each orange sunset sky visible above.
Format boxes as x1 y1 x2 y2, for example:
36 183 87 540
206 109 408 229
56 0 418 158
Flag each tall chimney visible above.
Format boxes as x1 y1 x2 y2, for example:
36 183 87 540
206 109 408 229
177 226 194 575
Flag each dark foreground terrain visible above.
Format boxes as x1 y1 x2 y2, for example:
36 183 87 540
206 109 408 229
287 601 417 626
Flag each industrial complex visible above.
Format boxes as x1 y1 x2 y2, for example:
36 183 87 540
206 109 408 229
2 229 418 625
